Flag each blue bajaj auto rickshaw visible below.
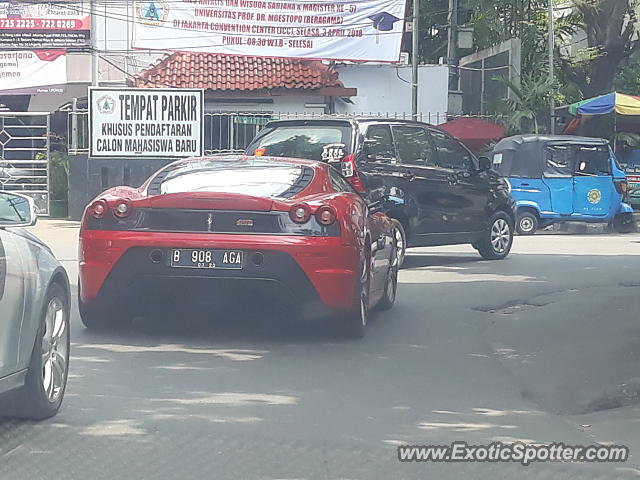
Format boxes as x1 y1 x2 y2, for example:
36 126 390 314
492 135 636 235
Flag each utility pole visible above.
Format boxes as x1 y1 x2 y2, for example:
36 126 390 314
548 0 555 134
411 0 419 120
447 0 458 92
91 0 99 86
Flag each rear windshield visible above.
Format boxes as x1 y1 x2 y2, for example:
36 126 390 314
152 161 312 198
247 125 352 163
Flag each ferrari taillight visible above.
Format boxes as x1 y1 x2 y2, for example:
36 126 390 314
289 203 311 224
89 199 108 219
315 205 337 226
113 199 133 218
341 154 367 193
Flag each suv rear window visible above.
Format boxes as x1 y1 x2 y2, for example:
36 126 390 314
247 125 352 163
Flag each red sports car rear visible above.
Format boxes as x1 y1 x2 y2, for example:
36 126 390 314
78 156 399 337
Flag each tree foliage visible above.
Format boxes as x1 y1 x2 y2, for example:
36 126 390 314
492 74 558 134
430 0 640 131
614 62 640 95
468 0 552 73
557 0 639 98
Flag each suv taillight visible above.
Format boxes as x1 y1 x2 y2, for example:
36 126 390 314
341 154 366 193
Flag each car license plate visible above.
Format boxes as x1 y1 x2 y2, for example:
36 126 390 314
170 249 243 269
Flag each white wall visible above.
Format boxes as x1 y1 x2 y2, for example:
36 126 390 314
334 64 449 124
202 64 449 120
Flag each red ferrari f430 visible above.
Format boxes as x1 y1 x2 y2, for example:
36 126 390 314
78 156 400 337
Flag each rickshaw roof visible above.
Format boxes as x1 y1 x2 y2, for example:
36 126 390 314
492 135 610 178
494 135 609 153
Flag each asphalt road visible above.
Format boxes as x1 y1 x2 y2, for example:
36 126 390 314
1 221 640 479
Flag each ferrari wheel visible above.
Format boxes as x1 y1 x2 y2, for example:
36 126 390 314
340 256 370 339
379 265 398 311
13 283 70 420
379 232 399 311
390 220 407 268
78 285 128 330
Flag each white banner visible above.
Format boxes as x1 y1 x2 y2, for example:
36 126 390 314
0 2 91 49
0 51 67 94
89 88 204 159
132 0 407 62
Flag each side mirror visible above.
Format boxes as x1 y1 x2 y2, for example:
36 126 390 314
0 192 37 228
478 156 492 172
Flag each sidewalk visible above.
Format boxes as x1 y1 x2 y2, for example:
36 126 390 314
28 219 80 284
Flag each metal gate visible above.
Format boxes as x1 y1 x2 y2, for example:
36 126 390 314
0 112 50 215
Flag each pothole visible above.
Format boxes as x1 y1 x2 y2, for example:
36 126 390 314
580 378 640 414
474 300 551 315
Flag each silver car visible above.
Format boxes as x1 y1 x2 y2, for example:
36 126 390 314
0 192 70 419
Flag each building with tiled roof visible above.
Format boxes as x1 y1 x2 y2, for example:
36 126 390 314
130 52 357 100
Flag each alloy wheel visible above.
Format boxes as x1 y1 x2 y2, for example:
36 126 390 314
491 218 511 254
385 268 397 304
359 257 369 327
41 296 69 403
392 226 405 267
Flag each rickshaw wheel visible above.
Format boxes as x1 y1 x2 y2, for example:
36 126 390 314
613 213 637 234
516 211 539 236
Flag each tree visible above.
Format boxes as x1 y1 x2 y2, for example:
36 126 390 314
493 74 557 134
614 61 640 95
558 0 639 97
415 0 474 64
468 0 551 73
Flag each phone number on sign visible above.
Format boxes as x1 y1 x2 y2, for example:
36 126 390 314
0 19 82 30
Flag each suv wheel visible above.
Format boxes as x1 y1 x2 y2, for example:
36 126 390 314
516 211 538 235
476 212 514 260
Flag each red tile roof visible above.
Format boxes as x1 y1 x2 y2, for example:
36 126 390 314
131 52 344 92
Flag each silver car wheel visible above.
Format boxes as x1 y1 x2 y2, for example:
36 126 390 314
41 296 69 403
491 218 511 254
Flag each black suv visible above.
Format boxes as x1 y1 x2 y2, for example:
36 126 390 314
246 118 516 264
